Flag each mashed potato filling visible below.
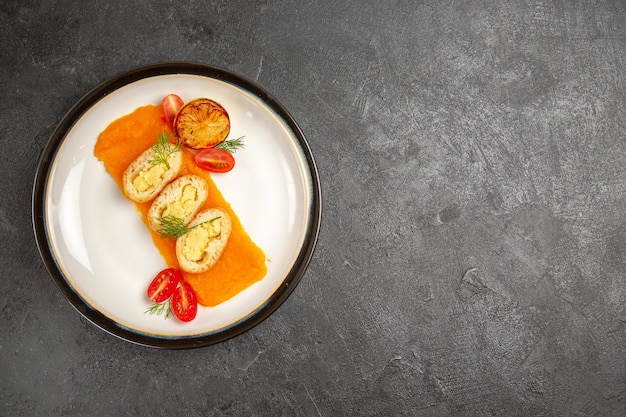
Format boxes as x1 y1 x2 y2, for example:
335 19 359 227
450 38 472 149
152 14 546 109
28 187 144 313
162 184 198 219
183 219 222 262
132 163 166 193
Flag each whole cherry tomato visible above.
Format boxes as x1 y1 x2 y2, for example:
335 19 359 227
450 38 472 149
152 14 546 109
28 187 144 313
162 94 184 129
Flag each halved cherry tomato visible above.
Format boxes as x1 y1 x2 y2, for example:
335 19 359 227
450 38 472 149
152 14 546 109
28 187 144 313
194 147 235 173
172 281 198 322
162 94 184 129
147 268 182 303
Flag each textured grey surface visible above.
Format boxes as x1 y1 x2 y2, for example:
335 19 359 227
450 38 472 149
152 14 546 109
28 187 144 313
2 0 626 415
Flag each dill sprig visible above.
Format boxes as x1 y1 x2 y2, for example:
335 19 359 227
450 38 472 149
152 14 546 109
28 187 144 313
156 215 222 239
144 299 172 319
148 132 182 168
216 136 245 153
156 215 196 239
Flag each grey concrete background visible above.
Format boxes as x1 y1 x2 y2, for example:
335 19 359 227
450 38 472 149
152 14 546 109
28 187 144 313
2 0 625 415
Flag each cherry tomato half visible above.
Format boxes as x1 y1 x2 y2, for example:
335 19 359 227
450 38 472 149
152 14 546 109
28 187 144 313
147 268 182 303
172 281 198 322
162 94 184 129
194 147 235 173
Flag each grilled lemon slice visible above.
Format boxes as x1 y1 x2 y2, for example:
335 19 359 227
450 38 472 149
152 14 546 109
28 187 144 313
174 98 230 149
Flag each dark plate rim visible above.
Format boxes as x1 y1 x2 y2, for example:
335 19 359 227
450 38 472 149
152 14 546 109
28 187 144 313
31 62 322 349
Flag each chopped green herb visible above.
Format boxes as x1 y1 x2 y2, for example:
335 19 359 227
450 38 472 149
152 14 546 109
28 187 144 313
144 299 172 319
156 215 222 240
148 132 182 168
216 136 245 153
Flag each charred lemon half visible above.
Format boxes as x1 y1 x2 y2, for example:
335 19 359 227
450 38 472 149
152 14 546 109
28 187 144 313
174 98 230 149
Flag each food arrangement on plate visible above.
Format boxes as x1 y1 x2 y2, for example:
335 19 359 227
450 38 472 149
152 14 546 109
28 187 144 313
94 94 268 323
33 63 321 347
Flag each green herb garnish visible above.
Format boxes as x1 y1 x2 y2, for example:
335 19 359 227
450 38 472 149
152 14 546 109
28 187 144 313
144 300 172 319
156 215 222 239
216 136 245 153
148 132 182 168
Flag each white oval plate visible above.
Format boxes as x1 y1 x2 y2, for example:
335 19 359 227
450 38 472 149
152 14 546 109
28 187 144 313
32 63 321 348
